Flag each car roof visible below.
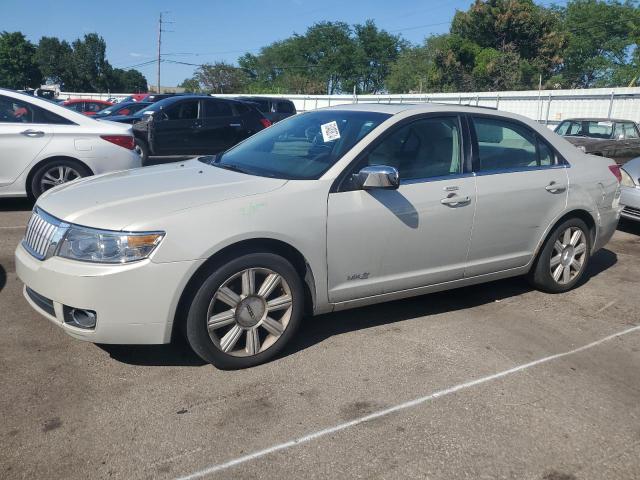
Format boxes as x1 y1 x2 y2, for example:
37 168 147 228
64 98 111 103
560 118 636 123
150 95 252 108
236 96 292 102
318 102 506 116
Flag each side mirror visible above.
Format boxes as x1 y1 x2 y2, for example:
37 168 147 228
356 165 400 190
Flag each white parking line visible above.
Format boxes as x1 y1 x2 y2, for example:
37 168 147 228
175 324 640 480
0 226 25 230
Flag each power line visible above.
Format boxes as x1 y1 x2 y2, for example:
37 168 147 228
160 19 453 60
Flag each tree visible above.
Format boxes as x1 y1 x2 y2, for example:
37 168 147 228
109 68 148 92
179 77 202 93
558 0 640 88
69 33 112 92
352 20 406 93
35 37 73 86
450 0 565 87
0 31 41 89
194 62 247 93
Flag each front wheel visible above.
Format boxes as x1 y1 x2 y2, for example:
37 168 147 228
528 218 591 293
185 253 304 369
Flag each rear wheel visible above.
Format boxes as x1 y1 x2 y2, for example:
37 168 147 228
134 139 149 164
528 218 591 293
185 252 304 369
29 159 91 199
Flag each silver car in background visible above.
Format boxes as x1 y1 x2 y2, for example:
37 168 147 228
15 104 622 369
620 157 640 221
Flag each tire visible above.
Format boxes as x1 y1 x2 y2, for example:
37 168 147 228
185 252 304 369
528 218 591 293
29 158 92 199
134 139 149 164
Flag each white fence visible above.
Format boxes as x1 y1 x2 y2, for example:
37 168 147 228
60 87 640 125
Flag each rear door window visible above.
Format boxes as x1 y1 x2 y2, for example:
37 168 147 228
203 100 233 118
623 122 639 139
165 100 199 120
472 117 540 171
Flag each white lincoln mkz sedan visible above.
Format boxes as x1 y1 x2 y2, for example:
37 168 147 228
16 104 622 369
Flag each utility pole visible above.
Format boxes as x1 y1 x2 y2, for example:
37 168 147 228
156 12 173 93
156 13 163 93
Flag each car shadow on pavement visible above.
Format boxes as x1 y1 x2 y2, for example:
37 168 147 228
281 247 618 360
0 198 34 211
98 337 207 367
617 218 640 236
94 248 617 368
0 265 6 293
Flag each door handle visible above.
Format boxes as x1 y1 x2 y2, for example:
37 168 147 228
191 124 202 129
229 123 241 127
545 181 566 193
440 194 471 206
21 129 45 137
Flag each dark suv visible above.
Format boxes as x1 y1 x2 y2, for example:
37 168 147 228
132 95 271 160
235 96 296 123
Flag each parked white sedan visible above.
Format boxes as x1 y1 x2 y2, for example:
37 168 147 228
16 104 622 369
0 88 140 198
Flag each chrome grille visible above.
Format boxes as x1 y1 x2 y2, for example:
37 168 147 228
22 209 61 260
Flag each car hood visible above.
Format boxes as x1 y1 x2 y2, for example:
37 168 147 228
36 159 287 230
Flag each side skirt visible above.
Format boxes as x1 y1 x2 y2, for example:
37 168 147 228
330 265 530 312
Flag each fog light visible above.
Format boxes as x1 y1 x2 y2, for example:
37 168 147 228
64 307 97 329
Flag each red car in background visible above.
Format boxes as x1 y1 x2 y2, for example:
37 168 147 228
60 99 113 116
120 94 149 103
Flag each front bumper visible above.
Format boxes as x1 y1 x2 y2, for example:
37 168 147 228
15 243 201 344
620 185 640 221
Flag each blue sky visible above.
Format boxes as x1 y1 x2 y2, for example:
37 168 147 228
1 0 555 87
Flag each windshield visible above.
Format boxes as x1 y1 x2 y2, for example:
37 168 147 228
211 110 390 180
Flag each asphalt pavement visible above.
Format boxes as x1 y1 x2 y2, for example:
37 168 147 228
1 199 639 480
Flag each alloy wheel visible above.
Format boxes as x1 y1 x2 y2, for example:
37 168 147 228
206 268 293 357
40 165 81 192
550 226 587 285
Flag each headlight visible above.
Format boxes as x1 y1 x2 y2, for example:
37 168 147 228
620 168 637 188
577 145 587 153
57 225 164 263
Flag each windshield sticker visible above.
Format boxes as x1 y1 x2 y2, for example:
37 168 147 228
320 121 341 142
597 121 612 127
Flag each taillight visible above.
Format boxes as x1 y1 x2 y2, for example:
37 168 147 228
608 164 622 183
101 135 135 150
259 118 272 128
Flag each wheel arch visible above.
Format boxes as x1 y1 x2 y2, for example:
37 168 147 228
531 208 597 267
171 237 317 341
25 155 94 198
